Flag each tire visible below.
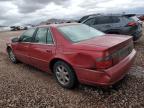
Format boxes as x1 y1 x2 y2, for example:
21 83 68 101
7 48 18 64
53 61 77 89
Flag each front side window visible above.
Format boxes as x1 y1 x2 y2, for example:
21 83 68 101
58 24 105 43
34 28 47 43
84 18 95 26
19 28 36 42
79 16 89 23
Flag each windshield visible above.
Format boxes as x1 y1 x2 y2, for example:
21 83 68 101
58 24 105 43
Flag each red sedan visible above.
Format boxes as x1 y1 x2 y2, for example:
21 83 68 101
6 23 136 89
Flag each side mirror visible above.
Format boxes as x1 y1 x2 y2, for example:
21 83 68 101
11 37 19 43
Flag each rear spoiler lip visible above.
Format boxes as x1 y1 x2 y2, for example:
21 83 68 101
123 14 136 17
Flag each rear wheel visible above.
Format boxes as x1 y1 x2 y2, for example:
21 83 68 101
8 48 18 63
53 61 77 89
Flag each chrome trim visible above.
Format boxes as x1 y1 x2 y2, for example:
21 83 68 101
30 42 55 46
19 42 31 44
19 42 55 46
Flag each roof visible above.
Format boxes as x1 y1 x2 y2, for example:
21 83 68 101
82 13 136 17
37 23 80 28
79 13 137 22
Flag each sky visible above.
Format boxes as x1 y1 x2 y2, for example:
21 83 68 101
0 0 144 26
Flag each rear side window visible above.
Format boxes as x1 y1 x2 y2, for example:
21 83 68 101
34 28 54 44
34 28 47 43
84 18 95 25
112 16 120 23
94 16 113 24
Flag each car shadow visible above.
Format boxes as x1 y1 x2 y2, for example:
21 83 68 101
76 75 129 95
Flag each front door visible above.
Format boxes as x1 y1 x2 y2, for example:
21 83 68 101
29 27 56 72
14 28 36 64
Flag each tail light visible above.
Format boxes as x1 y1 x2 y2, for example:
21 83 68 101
95 43 133 69
96 55 113 69
127 22 137 26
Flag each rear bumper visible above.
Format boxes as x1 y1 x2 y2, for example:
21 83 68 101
74 49 136 86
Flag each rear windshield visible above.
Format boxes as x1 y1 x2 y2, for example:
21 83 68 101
130 16 139 21
58 24 105 43
125 16 139 22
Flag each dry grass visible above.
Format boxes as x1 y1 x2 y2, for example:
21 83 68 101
134 30 144 67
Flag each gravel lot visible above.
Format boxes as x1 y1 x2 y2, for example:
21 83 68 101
0 30 144 108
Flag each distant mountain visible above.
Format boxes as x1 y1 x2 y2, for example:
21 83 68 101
0 25 7 27
39 18 76 25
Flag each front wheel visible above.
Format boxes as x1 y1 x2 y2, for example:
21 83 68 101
8 48 18 63
53 61 77 89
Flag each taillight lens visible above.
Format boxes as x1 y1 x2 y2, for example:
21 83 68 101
95 43 133 69
96 56 113 69
127 22 137 26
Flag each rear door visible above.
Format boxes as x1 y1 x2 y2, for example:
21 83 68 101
29 27 56 72
14 28 36 64
105 16 121 33
93 16 114 32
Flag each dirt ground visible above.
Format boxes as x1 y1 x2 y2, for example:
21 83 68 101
0 30 144 108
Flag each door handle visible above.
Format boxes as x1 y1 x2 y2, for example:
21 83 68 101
46 50 52 53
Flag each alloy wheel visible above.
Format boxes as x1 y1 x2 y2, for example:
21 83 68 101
9 50 16 62
55 65 70 85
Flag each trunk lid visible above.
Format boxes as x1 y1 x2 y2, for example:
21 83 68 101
76 35 133 53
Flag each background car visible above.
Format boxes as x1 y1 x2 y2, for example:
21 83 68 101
19 26 28 30
10 26 19 31
138 15 144 21
6 23 136 89
10 26 28 31
80 14 142 41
